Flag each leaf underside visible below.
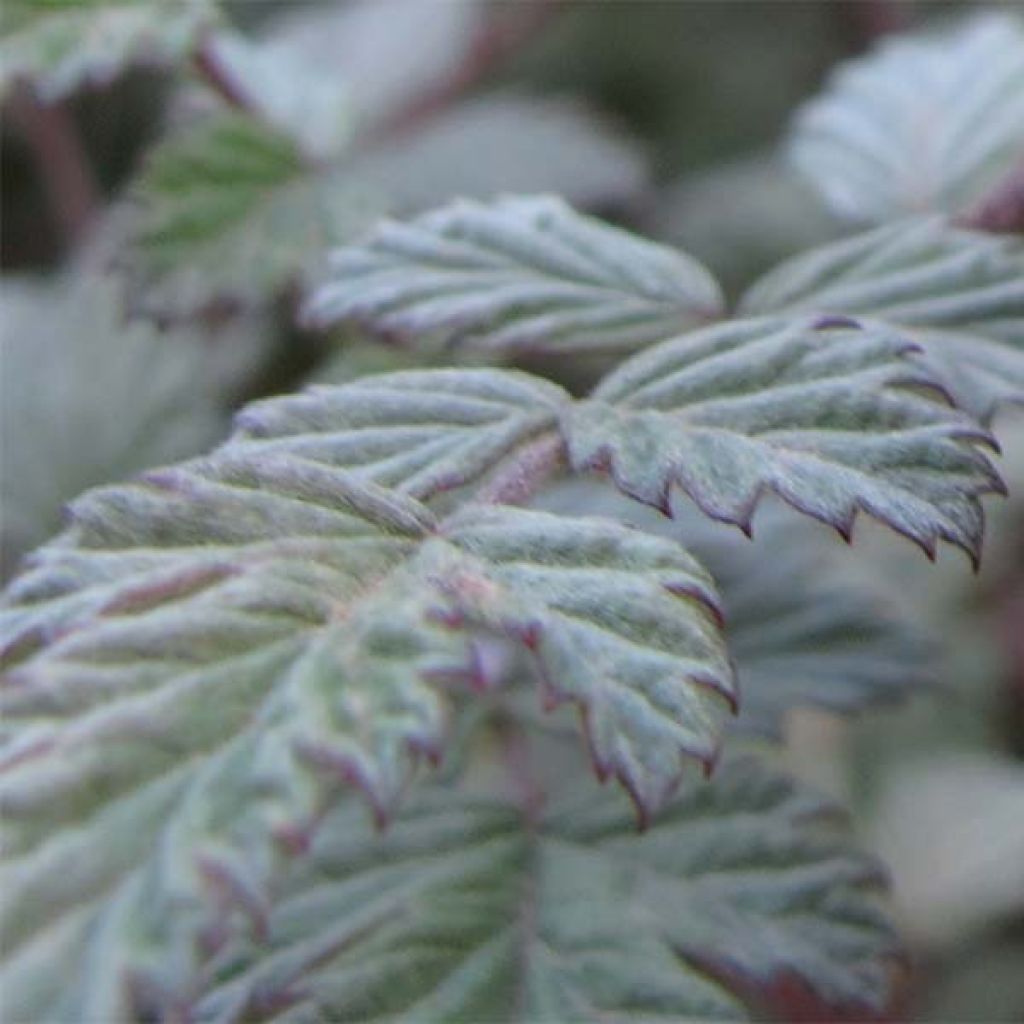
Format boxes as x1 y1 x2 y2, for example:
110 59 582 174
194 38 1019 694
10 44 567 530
742 218 1024 422
0 369 735 1019
305 195 724 358
789 12 1024 222
566 316 1003 566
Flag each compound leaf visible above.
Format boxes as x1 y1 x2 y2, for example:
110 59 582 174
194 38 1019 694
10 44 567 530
0 0 218 102
1 370 735 1017
789 13 1024 222
186 758 898 1024
126 111 380 316
742 217 1024 422
565 317 1003 564
304 195 723 358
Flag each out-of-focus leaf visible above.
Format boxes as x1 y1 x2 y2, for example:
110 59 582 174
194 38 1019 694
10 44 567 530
0 0 218 102
261 0 481 129
196 29 352 160
1 372 736 1018
653 151 839 294
566 316 1003 564
349 94 647 213
191 758 898 1024
0 274 227 577
742 218 1024 422
789 13 1024 222
126 112 381 316
305 195 722 358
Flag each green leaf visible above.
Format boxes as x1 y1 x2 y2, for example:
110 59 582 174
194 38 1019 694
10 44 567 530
305 195 724 359
565 316 1003 565
186 758 898 1024
0 273 229 577
742 218 1024 422
126 112 381 316
347 94 647 213
789 13 1024 222
1 372 735 1017
535 481 936 736
0 0 218 102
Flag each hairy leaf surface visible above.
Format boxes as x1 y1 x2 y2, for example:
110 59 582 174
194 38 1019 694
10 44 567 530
186 758 897 1024
1 370 735 1017
535 481 936 736
0 0 217 101
743 218 1024 421
789 13 1024 222
305 195 723 358
566 317 1003 563
127 112 380 315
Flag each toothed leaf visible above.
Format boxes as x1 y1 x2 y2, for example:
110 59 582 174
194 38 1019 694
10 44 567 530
0 0 218 102
743 218 1024 422
789 13 1024 222
182 759 898 1024
305 195 723 358
1 370 735 1015
565 317 1002 563
125 112 380 316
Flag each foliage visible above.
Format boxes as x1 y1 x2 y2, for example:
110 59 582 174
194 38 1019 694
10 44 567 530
2 5 1023 1022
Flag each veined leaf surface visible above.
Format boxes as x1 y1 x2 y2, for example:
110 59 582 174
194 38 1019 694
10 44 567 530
742 218 1024 421
1 370 735 1018
565 317 1003 564
789 12 1024 222
305 195 723 358
187 758 898 1024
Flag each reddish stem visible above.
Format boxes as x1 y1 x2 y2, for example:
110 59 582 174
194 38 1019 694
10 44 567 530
475 432 567 507
7 84 99 248
958 155 1024 234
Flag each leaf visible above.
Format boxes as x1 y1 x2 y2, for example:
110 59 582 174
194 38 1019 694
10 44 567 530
0 273 228 577
534 480 937 736
125 112 382 316
347 94 647 213
185 758 898 1024
789 13 1024 222
196 29 353 160
742 218 1024 422
1 371 735 1017
565 316 1004 565
305 195 724 359
0 0 218 102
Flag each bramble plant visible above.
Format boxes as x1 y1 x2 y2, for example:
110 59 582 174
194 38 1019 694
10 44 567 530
1 4 1023 1022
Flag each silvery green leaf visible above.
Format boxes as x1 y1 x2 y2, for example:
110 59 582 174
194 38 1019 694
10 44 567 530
1 371 735 1017
305 195 723 358
0 273 227 577
348 94 647 213
189 759 897 1023
565 316 1003 564
0 0 218 102
789 13 1024 222
742 218 1024 421
126 112 382 316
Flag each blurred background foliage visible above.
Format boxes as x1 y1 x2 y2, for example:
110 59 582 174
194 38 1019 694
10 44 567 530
1 2 1022 1020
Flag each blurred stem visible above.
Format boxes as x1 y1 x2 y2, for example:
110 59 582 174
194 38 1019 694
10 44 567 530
365 0 563 144
193 34 254 112
958 156 1024 234
8 85 98 248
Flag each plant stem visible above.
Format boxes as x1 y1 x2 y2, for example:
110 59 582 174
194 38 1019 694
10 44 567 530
475 432 567 507
7 85 99 248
